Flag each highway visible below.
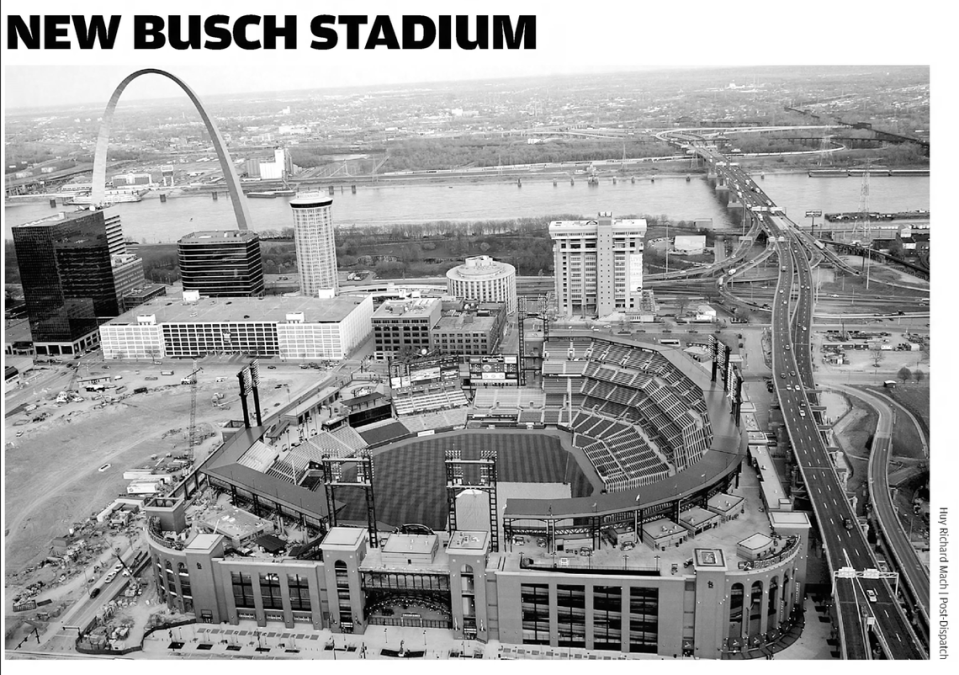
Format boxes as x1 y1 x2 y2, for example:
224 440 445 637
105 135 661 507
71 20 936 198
834 384 931 629
679 138 927 659
766 211 926 660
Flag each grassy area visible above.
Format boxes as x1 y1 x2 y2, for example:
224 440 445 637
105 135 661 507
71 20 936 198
337 432 591 529
839 401 879 459
885 384 930 436
863 384 929 460
818 267 928 296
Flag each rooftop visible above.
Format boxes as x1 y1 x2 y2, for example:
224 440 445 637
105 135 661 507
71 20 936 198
446 256 515 281
434 312 498 333
104 293 369 326
372 297 441 320
12 209 97 229
446 531 489 553
548 216 647 233
290 194 333 207
382 533 438 556
186 533 222 551
323 527 366 547
504 461 782 576
179 230 259 243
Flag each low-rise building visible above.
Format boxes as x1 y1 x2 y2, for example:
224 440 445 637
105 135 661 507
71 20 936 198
371 297 442 357
99 294 373 360
431 300 508 356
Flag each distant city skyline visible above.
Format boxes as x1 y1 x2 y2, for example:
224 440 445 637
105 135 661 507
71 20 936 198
4 64 672 111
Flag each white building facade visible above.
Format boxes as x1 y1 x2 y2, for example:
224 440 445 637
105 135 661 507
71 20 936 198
445 255 517 314
291 195 338 297
100 296 373 361
549 212 647 317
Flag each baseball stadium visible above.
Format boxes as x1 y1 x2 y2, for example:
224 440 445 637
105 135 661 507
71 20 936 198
142 333 811 659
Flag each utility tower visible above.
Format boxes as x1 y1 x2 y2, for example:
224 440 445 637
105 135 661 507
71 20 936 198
818 133 832 167
853 167 872 289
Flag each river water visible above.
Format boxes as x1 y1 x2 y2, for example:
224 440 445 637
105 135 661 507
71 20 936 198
3 172 929 244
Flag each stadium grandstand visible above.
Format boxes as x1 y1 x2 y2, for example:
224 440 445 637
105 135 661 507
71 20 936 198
538 338 714 491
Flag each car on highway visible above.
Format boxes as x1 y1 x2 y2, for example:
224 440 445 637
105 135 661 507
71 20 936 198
866 589 877 603
791 371 796 377
785 345 790 350
780 372 785 379
104 572 117 583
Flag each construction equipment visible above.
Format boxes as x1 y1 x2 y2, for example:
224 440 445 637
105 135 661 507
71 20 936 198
185 359 202 458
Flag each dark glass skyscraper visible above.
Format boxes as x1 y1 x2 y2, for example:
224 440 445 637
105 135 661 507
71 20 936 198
178 230 264 297
12 209 121 354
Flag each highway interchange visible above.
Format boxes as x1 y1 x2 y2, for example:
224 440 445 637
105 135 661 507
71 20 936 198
670 136 928 659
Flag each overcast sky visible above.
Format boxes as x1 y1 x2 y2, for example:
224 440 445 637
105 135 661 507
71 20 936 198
1 0 951 110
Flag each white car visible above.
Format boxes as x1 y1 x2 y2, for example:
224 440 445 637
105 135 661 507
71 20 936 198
866 589 877 603
104 572 117 583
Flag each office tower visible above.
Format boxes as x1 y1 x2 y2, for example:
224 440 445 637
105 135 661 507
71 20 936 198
103 212 125 255
549 211 647 317
12 210 123 355
290 195 338 297
446 255 517 314
177 230 264 297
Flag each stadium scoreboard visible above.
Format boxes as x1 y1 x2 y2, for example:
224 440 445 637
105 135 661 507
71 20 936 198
468 355 519 383
389 355 460 389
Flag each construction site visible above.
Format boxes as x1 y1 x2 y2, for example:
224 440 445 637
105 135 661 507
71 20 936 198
4 356 325 652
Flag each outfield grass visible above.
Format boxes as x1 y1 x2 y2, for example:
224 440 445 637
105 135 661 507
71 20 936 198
335 433 591 530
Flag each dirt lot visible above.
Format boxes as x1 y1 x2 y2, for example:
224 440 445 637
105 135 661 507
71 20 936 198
4 360 323 574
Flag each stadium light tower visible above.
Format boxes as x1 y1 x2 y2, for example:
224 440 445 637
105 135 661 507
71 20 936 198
445 449 500 552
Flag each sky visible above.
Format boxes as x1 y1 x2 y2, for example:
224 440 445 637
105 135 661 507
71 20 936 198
2 0 952 109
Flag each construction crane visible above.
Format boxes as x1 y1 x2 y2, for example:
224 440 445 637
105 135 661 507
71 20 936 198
183 360 203 459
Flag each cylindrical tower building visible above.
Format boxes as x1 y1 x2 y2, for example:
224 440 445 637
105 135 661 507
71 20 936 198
290 195 338 297
445 255 517 313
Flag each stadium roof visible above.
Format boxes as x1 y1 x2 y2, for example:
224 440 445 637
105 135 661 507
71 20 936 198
204 462 333 520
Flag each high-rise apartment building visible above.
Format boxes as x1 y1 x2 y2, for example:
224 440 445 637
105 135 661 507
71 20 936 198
290 195 338 297
177 230 264 297
12 210 127 355
549 212 647 317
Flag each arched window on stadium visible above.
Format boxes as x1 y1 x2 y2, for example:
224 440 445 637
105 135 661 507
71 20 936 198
767 576 779 627
165 560 178 601
782 570 791 615
178 562 193 613
334 560 352 628
155 558 166 602
728 583 744 639
748 581 763 637
461 564 475 594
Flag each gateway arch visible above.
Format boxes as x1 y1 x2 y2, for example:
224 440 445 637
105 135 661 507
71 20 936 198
91 69 251 231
